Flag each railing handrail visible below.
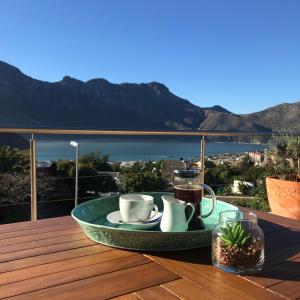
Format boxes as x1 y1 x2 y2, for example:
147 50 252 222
0 128 274 136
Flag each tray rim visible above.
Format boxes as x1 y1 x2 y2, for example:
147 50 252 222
71 192 238 234
83 236 207 252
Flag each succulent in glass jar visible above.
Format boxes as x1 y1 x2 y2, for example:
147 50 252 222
212 210 264 274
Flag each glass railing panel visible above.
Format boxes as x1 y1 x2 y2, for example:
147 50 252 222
0 129 275 223
0 136 31 223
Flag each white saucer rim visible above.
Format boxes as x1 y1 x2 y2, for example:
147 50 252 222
107 210 162 226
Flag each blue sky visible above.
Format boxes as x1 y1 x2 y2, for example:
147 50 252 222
0 0 299 114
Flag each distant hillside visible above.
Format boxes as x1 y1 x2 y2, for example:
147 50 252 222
201 109 268 132
0 133 28 149
1 60 300 142
0 61 271 134
0 61 204 130
242 101 300 131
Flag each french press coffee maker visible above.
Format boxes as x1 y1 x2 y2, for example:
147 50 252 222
173 168 216 225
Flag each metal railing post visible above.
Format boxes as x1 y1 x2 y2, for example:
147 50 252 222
200 135 206 196
75 144 79 207
30 133 37 221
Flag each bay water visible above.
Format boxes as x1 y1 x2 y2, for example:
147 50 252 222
36 140 266 162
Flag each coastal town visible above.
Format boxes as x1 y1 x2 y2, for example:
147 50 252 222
37 150 266 169
35 150 266 198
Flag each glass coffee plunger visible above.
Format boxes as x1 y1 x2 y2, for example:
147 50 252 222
173 167 216 227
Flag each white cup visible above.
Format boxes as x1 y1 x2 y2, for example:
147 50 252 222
119 194 158 223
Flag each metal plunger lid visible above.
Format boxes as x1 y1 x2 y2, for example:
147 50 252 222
173 169 200 178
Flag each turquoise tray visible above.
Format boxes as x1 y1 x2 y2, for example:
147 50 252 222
71 192 237 251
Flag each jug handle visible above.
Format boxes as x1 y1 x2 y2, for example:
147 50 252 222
185 203 195 225
200 184 216 218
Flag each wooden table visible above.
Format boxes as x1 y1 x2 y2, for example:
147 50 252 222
0 209 299 299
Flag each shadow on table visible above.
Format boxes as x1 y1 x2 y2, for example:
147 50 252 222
144 246 212 265
144 217 300 281
250 218 300 282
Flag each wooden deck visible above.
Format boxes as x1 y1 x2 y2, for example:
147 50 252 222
0 209 299 299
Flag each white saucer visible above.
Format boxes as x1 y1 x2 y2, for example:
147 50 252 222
107 210 162 230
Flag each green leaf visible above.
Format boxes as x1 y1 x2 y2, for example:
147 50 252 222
228 224 234 238
220 237 232 245
241 236 250 245
232 223 240 240
219 221 251 247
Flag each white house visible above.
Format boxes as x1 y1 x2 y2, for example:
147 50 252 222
232 180 255 194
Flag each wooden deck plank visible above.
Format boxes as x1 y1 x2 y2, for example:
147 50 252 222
0 222 78 241
0 216 74 234
244 256 300 288
146 250 283 300
268 275 300 299
251 209 300 230
0 249 135 286
265 227 300 253
264 242 300 268
135 285 180 300
257 219 286 232
0 238 95 264
6 262 179 300
162 278 219 300
0 227 83 246
259 225 284 234
0 231 86 255
0 244 108 274
0 254 151 298
111 294 139 300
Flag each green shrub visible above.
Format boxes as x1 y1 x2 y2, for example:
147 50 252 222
266 131 300 180
121 172 167 192
235 197 270 212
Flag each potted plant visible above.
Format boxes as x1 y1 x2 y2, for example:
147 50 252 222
212 211 264 274
265 132 300 219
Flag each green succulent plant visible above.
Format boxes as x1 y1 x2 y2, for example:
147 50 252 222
220 222 251 247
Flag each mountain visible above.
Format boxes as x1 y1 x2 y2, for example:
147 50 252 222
0 133 28 149
202 105 231 113
0 61 271 134
0 61 205 130
201 108 268 132
242 101 300 131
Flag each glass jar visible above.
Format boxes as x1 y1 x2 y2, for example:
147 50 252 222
212 210 264 274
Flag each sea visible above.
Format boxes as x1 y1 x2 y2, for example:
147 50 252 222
36 140 266 162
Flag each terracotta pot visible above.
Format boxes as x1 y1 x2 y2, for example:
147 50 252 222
266 176 300 220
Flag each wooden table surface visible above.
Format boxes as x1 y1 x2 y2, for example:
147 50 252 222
0 209 299 299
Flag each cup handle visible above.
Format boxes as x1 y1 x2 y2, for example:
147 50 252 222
185 203 195 225
150 204 159 220
200 184 216 218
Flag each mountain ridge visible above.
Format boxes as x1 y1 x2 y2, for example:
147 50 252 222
0 60 299 135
